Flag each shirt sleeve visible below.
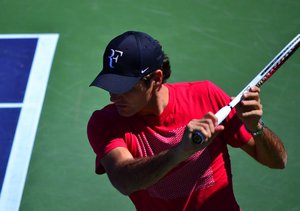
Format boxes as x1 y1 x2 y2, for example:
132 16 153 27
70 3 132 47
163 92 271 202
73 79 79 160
87 109 128 174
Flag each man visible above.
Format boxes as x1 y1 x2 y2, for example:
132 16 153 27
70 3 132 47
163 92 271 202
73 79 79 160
87 31 287 210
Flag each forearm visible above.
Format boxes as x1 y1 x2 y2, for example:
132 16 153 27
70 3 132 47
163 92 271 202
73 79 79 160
103 116 222 195
105 146 191 195
252 126 287 169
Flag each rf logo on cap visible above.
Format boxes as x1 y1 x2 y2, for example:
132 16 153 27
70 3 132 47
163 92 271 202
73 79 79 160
108 49 123 68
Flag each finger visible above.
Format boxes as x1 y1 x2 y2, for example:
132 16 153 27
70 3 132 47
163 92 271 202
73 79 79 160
205 125 225 145
189 118 213 133
243 91 260 101
240 109 263 118
203 118 216 134
192 120 214 142
215 124 225 131
204 112 218 126
190 112 219 142
240 99 261 108
197 124 211 140
250 86 261 93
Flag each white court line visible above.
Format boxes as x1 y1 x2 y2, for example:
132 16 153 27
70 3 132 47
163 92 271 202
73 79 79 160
0 103 23 108
0 34 59 211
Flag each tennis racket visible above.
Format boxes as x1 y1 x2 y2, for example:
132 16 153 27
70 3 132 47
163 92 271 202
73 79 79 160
192 34 300 144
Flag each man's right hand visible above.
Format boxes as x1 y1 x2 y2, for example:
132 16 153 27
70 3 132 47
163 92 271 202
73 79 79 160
179 112 225 156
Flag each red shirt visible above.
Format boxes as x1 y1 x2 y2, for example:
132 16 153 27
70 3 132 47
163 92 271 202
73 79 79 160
87 80 251 211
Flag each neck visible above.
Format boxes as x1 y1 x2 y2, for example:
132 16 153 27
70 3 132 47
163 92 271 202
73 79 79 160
138 84 169 117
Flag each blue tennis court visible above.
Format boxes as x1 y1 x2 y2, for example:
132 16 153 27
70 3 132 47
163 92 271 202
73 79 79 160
0 35 58 211
0 37 37 189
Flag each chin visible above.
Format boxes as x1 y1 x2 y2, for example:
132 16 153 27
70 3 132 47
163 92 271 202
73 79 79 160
117 109 135 117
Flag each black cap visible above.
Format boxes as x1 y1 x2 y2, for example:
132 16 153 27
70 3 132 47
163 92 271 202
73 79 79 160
90 31 164 94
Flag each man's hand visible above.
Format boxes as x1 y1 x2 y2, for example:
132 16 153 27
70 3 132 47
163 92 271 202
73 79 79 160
236 87 288 169
234 86 263 132
179 112 225 156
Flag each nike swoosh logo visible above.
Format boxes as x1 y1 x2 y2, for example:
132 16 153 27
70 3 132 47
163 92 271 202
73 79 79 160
141 67 149 74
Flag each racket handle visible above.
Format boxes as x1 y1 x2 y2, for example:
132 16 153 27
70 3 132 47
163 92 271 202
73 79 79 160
192 105 232 144
215 105 232 125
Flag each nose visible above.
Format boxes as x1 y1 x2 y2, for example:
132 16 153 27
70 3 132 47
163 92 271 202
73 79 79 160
109 93 121 102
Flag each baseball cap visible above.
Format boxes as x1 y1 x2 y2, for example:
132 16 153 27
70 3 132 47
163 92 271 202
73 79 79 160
90 31 164 94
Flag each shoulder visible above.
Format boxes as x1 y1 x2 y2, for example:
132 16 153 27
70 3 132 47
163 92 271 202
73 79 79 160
87 104 131 154
87 104 120 141
167 80 219 91
88 104 121 126
166 80 226 99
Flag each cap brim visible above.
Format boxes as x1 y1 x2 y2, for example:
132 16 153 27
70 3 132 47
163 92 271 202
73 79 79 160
90 73 141 94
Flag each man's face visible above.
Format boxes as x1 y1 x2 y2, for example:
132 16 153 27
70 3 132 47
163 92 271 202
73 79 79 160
109 79 154 117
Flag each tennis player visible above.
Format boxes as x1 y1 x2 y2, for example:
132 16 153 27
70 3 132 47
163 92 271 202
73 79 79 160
87 31 287 210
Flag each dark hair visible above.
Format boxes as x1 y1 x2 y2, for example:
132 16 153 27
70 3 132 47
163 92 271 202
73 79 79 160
161 52 171 83
142 52 171 87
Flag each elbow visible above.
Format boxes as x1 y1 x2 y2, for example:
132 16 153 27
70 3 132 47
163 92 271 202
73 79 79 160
268 153 288 169
279 153 288 169
105 169 135 196
110 180 132 196
111 177 147 195
110 177 135 196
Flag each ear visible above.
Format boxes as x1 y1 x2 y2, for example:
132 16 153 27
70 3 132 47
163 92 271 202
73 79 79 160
152 69 163 85
151 69 163 92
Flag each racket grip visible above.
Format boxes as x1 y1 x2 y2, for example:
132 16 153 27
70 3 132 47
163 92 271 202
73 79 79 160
215 105 232 125
192 105 232 144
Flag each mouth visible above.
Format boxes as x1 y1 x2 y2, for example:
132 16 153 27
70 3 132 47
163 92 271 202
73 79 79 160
115 103 128 109
114 103 133 117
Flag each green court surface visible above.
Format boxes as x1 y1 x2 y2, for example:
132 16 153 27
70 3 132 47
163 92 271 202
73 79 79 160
1 0 300 210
